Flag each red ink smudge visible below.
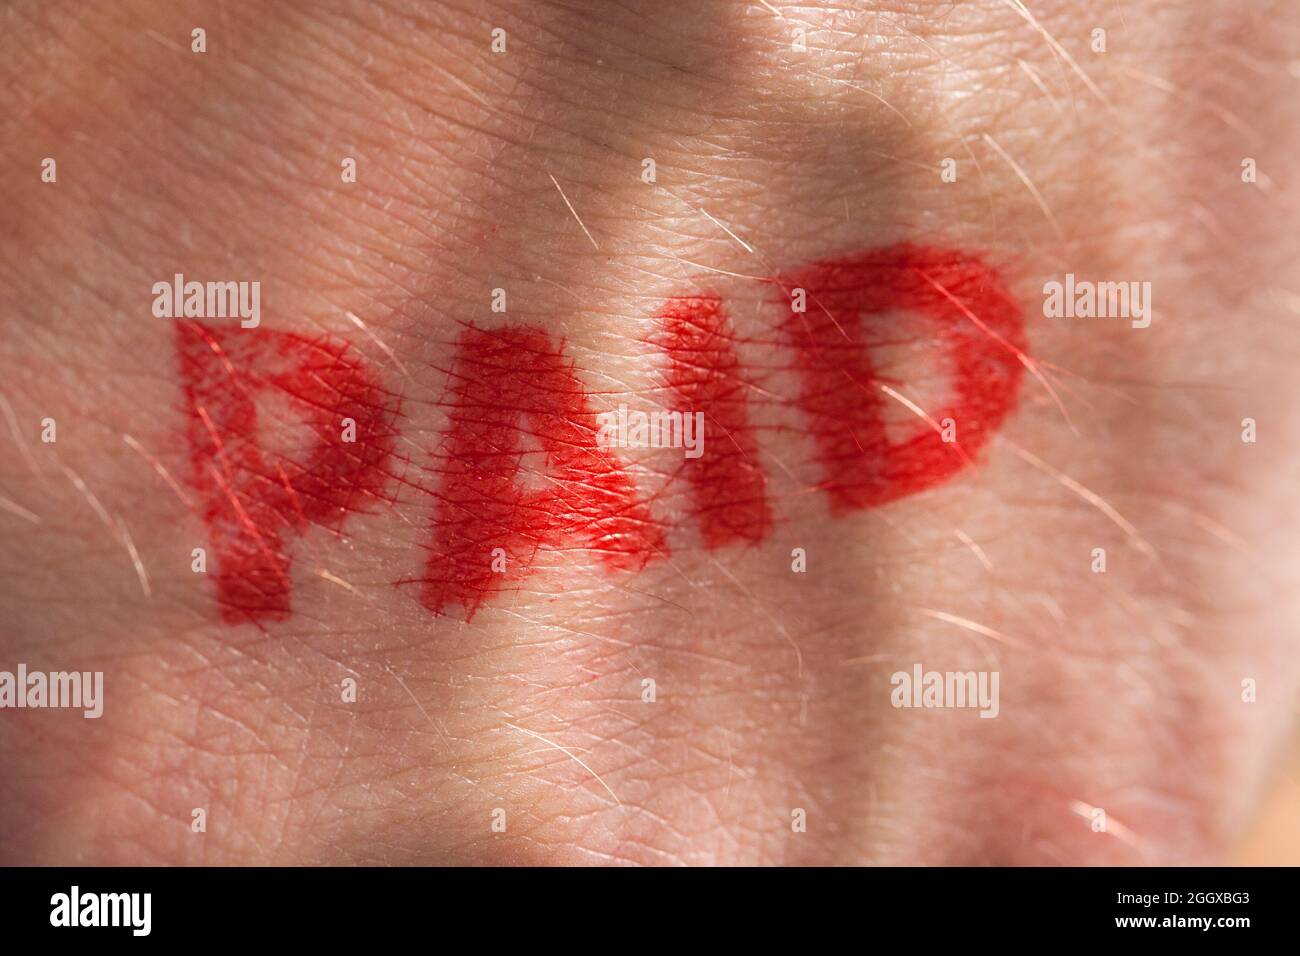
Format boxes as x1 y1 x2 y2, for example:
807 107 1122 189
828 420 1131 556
657 293 771 547
174 321 399 625
776 244 1025 511
420 324 666 619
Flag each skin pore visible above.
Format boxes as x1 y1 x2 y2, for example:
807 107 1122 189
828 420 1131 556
1 0 1299 865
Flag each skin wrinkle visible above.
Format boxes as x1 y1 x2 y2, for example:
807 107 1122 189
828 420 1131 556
1 0 1299 866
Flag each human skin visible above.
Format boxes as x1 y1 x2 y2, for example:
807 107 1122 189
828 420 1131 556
1 0 1298 865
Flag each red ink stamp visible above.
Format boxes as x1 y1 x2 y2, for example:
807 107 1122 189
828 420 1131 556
776 244 1025 511
174 244 1028 625
174 321 399 625
419 324 665 619
657 292 771 548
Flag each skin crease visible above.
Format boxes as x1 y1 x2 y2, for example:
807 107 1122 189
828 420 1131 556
0 0 1298 866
